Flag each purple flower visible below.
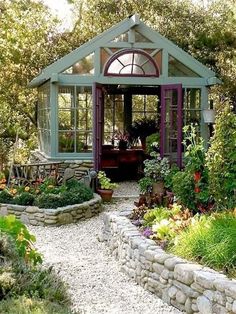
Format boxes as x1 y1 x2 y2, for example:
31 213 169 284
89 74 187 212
142 227 153 238
132 219 142 227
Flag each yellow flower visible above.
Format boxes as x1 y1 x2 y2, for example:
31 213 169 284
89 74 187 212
25 186 30 192
11 189 17 195
17 233 24 242
47 185 54 189
35 189 40 194
0 184 6 190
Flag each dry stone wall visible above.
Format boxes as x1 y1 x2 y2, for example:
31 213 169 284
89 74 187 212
0 194 102 226
103 210 236 314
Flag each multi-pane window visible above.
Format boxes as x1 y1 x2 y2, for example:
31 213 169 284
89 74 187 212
183 88 201 136
132 95 158 121
38 82 51 154
58 86 92 153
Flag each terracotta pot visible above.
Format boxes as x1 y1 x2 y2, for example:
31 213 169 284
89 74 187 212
152 181 165 195
97 189 114 202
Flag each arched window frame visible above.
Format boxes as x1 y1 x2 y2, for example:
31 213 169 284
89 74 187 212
104 49 159 77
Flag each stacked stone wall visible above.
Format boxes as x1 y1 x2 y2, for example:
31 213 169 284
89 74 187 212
103 211 236 314
0 194 102 226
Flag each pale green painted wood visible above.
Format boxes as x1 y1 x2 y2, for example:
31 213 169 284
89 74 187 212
200 86 209 149
30 15 218 88
50 81 58 156
56 74 208 87
136 23 215 78
94 48 101 75
29 17 139 87
162 49 168 77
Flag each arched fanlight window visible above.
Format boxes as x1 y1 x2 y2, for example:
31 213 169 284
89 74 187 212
104 49 159 77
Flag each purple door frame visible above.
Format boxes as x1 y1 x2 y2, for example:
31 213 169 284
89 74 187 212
160 84 183 168
93 83 104 171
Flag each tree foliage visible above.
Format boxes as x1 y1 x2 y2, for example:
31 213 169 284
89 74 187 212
0 0 235 168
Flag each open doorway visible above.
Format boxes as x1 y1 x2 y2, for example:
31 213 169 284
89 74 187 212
101 85 160 180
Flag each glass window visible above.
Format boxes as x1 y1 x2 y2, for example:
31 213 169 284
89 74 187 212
183 88 201 138
63 53 94 75
135 31 152 43
58 86 92 153
168 55 200 77
104 49 159 77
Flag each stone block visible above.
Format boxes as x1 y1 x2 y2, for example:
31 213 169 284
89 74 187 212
25 206 38 213
173 280 199 298
84 208 92 219
176 290 187 304
57 213 73 224
161 269 171 280
29 219 39 226
164 257 185 270
154 251 172 264
0 207 8 216
214 291 226 305
174 263 202 285
194 270 225 290
159 277 168 284
144 249 156 262
232 300 236 313
20 213 29 224
225 283 236 299
153 263 165 274
191 282 205 294
196 296 213 314
45 219 57 225
203 290 214 301
185 297 193 314
170 299 185 312
212 304 227 314
168 286 178 299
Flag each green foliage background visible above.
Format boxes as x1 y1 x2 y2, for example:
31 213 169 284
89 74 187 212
0 0 235 166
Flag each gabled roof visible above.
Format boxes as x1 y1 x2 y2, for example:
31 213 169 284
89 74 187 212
29 14 217 87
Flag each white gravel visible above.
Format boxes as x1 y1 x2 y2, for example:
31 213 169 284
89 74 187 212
29 198 181 314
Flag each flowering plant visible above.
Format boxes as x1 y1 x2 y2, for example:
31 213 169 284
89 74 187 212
97 171 118 190
112 130 130 149
143 152 170 181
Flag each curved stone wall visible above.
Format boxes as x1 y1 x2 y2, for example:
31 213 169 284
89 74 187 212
0 194 102 226
103 211 236 314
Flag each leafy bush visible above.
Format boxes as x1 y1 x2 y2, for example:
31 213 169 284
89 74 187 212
138 177 154 194
0 231 71 311
0 215 42 265
146 133 160 154
143 152 170 181
172 171 196 211
0 296 73 314
164 164 179 191
35 193 63 209
206 102 236 209
0 190 13 204
13 192 35 206
171 213 236 272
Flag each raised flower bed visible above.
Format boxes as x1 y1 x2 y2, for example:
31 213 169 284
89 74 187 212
103 209 236 314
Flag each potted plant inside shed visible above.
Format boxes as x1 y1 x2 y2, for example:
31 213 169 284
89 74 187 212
97 171 118 202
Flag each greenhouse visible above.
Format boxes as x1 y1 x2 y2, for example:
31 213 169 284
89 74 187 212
29 14 220 171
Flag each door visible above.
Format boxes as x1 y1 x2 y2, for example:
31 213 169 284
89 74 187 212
93 83 104 171
160 84 182 167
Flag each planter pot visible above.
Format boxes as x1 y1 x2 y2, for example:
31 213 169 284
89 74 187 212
152 181 164 195
97 189 114 202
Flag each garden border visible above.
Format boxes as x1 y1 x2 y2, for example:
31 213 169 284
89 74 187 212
0 193 102 226
103 210 236 314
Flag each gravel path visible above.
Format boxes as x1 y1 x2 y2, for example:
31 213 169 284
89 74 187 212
30 199 181 314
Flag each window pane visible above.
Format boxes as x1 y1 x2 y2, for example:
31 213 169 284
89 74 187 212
58 86 74 109
63 53 94 75
58 131 75 153
169 55 200 77
107 59 123 74
58 109 75 130
76 132 92 152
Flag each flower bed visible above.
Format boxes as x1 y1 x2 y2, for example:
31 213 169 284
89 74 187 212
103 209 236 314
0 193 102 226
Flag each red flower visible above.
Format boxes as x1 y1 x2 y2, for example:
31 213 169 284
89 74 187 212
194 186 201 193
194 171 201 182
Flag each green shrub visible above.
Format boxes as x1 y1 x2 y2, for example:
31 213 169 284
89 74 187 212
13 192 35 206
171 213 236 272
146 133 160 154
0 190 13 204
172 171 196 211
206 102 236 209
0 215 42 265
138 177 154 194
0 296 73 314
35 193 63 209
164 164 179 191
64 178 81 189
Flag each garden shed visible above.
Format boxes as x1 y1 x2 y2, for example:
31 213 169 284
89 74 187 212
29 14 219 177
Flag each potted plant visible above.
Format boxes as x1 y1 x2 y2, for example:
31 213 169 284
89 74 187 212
143 152 170 195
112 130 130 150
97 171 118 202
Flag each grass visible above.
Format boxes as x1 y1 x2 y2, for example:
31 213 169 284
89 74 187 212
170 213 236 275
